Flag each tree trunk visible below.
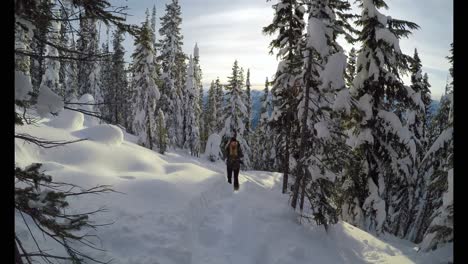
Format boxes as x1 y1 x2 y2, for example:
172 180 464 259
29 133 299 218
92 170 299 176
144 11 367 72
300 172 306 212
282 129 290 194
292 50 313 209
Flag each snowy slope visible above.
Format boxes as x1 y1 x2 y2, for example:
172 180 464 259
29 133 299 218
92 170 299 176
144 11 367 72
15 113 452 264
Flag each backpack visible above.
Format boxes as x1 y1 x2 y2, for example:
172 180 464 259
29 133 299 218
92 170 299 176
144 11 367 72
229 140 238 159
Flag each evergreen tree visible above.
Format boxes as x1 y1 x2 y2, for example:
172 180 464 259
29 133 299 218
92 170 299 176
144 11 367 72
58 2 78 101
110 28 129 127
183 55 201 156
151 4 163 84
151 5 157 46
253 77 274 171
99 29 112 121
158 0 185 147
29 0 51 98
206 80 218 136
407 48 431 148
193 43 205 149
245 68 252 133
412 45 453 249
131 21 160 149
263 0 305 194
403 49 434 240
419 91 453 250
14 7 32 74
41 8 61 97
77 9 100 97
345 47 357 88
175 52 188 147
221 60 251 168
349 0 419 235
58 5 68 97
290 0 355 229
215 77 225 132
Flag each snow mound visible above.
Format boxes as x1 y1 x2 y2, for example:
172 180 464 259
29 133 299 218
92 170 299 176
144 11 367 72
78 94 95 110
72 124 124 146
46 109 84 131
204 133 222 161
77 94 100 127
36 85 64 117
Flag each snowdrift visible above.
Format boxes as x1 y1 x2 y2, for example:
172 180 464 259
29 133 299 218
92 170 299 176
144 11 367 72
46 109 84 130
72 124 124 146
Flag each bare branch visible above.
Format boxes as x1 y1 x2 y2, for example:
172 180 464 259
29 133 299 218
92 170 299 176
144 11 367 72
15 133 86 148
64 106 113 123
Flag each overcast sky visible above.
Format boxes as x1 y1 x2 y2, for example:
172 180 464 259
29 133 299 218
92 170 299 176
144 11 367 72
110 0 453 100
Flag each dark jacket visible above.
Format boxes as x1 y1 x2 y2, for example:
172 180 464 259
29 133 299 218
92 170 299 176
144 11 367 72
224 138 243 170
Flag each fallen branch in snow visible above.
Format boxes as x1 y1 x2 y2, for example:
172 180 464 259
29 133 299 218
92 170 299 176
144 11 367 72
64 106 114 124
64 101 116 106
15 133 86 148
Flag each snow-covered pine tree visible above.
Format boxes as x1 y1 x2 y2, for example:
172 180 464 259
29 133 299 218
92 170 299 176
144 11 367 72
40 8 61 98
345 47 357 88
150 4 163 85
110 28 129 127
15 11 32 75
204 80 218 140
349 0 419 235
99 29 113 122
406 48 431 149
221 60 252 168
158 0 185 148
446 42 453 89
58 2 78 101
245 68 252 133
200 87 207 149
253 77 274 171
215 77 225 132
77 9 100 97
58 5 68 97
151 5 157 46
263 0 305 194
193 43 205 149
290 0 355 230
419 93 453 250
183 55 201 156
403 48 434 240
29 0 51 98
414 44 453 250
176 52 188 147
131 20 160 149
419 96 453 250
90 49 103 116
412 84 451 244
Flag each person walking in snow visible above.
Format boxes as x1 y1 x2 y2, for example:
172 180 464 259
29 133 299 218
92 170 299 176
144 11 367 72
224 132 243 191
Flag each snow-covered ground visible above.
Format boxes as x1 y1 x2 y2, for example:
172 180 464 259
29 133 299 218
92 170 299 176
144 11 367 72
15 111 453 264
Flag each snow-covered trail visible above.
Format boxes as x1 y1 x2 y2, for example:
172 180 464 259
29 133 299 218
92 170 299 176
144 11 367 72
15 112 452 264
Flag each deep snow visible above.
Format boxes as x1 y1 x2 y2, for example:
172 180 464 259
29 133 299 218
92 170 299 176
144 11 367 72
15 112 453 264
